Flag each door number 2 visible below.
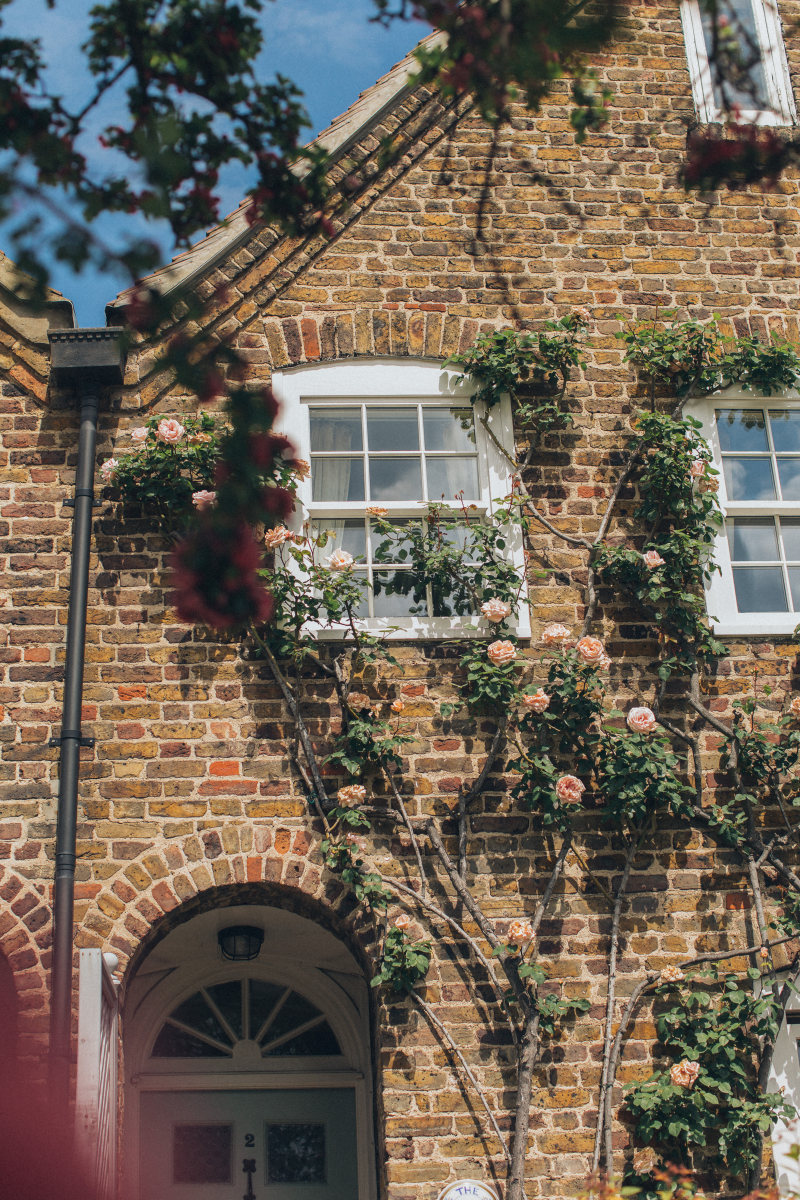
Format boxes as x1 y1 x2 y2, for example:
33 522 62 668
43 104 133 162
244 1133 255 1148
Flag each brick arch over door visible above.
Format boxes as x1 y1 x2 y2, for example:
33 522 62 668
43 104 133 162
77 823 381 980
259 310 499 374
0 866 51 1064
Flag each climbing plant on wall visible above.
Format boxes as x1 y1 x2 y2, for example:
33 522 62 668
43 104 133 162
103 313 800 1199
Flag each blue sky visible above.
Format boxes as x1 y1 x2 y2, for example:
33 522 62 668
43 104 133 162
0 0 428 325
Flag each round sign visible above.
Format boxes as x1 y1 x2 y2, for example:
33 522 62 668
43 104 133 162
437 1182 499 1200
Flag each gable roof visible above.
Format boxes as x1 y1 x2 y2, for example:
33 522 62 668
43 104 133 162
108 31 443 317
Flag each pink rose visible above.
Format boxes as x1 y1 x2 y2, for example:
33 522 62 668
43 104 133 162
157 418 185 444
689 459 706 479
487 640 517 666
481 597 512 624
643 550 665 569
660 965 685 984
365 506 388 517
790 695 800 719
522 688 550 714
394 913 412 932
670 1060 700 1089
131 426 148 445
541 623 570 646
337 784 366 807
627 706 656 734
575 635 605 665
100 458 119 482
191 489 216 511
507 918 534 944
555 775 585 804
326 549 354 571
391 699 404 713
264 525 290 548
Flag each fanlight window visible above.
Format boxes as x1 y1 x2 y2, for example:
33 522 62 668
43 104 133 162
151 978 341 1059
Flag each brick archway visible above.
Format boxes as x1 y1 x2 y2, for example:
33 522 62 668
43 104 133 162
79 823 379 981
0 866 51 1066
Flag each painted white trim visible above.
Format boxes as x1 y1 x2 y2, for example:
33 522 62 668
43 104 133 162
688 387 800 637
680 0 796 126
75 949 119 1200
124 929 377 1200
272 358 531 640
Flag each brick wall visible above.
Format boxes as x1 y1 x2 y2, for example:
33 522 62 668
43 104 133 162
4 2 800 1194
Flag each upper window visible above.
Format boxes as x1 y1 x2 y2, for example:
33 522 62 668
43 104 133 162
681 0 796 125
272 359 529 639
691 393 800 634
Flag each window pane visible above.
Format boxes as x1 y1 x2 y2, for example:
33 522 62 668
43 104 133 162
432 580 475 617
174 1125 232 1184
170 992 231 1046
311 457 365 502
701 0 768 110
726 517 779 562
716 408 768 452
206 981 242 1039
266 1124 325 1184
423 408 476 452
366 408 419 452
262 991 321 1045
310 409 362 452
732 566 788 612
789 568 800 611
426 456 480 502
782 519 800 561
249 981 288 1041
372 520 418 564
151 1023 230 1058
265 1023 341 1057
769 410 800 452
722 456 776 500
312 519 366 561
372 571 427 617
777 458 800 500
369 456 422 500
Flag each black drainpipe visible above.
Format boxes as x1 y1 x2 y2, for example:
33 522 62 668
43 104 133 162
48 328 125 1110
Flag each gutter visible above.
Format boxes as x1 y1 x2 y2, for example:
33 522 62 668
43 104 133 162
47 328 125 1110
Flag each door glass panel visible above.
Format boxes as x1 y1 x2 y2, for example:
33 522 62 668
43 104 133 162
266 1123 326 1183
173 1124 232 1184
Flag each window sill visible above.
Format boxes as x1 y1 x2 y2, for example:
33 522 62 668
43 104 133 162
711 616 799 638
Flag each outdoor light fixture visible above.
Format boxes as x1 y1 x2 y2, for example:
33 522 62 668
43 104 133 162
217 925 264 962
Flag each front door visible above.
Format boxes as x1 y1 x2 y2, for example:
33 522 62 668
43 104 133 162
140 1088 358 1200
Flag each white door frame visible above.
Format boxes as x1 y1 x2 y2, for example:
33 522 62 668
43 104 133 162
123 949 377 1200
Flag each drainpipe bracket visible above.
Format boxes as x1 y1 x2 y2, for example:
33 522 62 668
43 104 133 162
49 731 95 748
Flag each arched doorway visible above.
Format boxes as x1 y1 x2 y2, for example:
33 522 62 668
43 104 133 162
123 902 377 1200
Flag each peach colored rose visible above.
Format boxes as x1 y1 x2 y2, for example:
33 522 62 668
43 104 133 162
131 426 148 445
660 965 685 984
507 918 534 944
542 623 570 645
689 459 706 479
326 549 354 570
522 688 550 714
394 913 412 932
556 775 585 804
643 550 665 569
699 475 719 493
345 833 366 854
191 489 216 510
573 307 591 325
337 784 366 807
627 706 656 734
365 506 388 517
670 1060 700 1089
100 458 119 482
598 652 612 670
191 431 212 444
293 459 311 479
487 640 517 666
481 597 512 623
264 525 291 548
391 699 404 713
789 695 800 719
157 418 185 444
575 635 605 665
759 945 769 960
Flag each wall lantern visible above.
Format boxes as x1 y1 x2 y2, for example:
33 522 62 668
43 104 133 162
217 925 264 962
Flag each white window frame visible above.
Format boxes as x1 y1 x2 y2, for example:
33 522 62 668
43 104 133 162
680 0 796 125
272 358 530 640
689 388 800 636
